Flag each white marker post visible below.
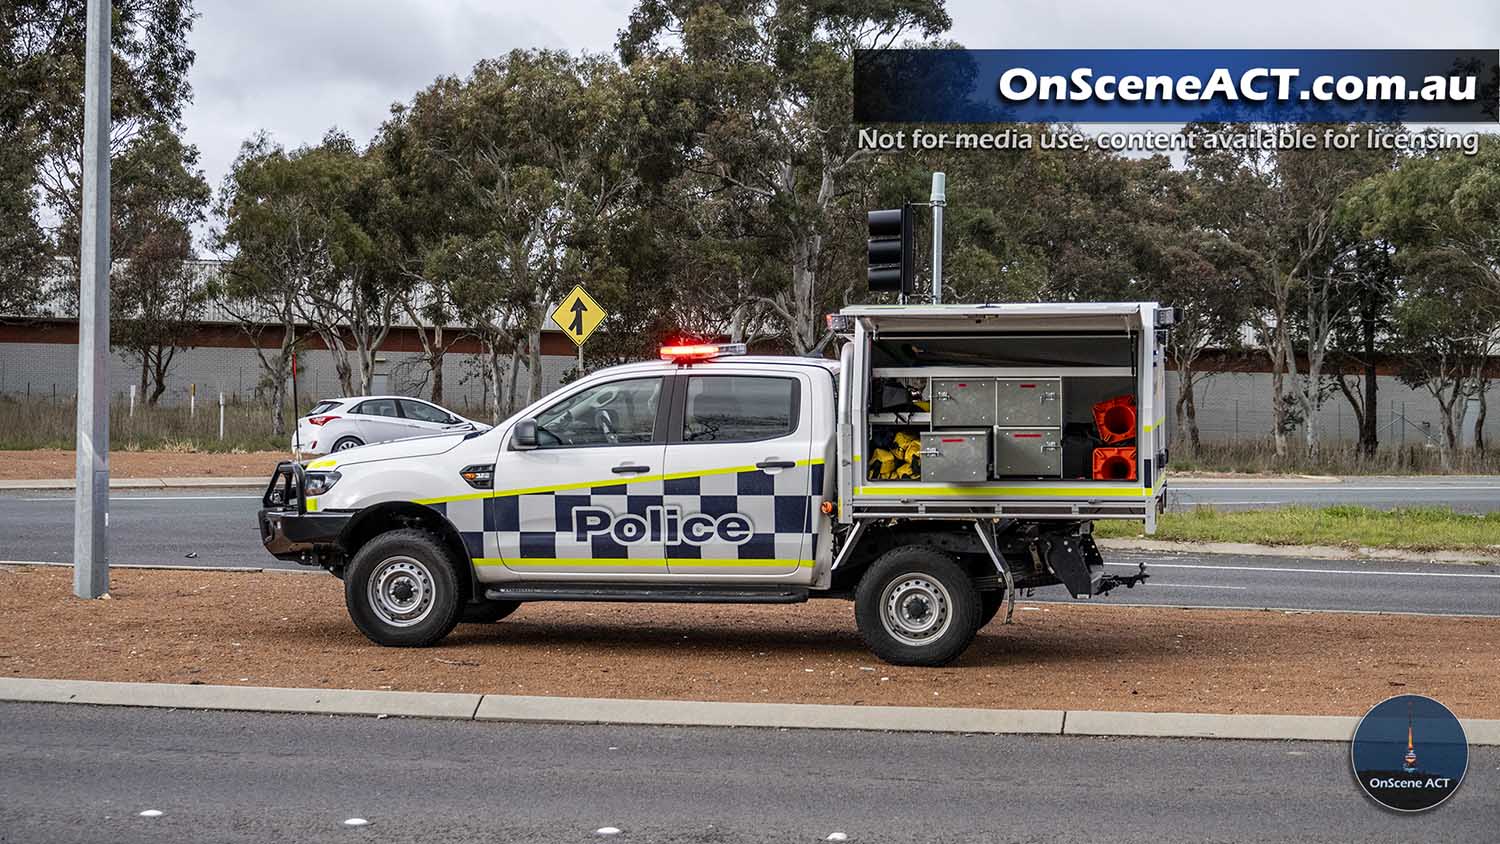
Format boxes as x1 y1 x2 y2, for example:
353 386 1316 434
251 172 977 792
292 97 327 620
128 384 135 418
72 0 111 599
218 392 225 441
930 171 946 304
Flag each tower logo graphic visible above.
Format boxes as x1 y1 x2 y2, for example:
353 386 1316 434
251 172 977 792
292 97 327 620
1351 694 1467 812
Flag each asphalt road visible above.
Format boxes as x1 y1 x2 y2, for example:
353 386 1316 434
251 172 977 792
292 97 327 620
2 488 1498 617
1166 475 1500 514
1 702 1493 843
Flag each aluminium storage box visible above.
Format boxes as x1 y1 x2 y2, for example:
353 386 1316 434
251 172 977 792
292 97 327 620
993 428 1063 477
919 430 990 482
931 379 996 426
995 378 1062 427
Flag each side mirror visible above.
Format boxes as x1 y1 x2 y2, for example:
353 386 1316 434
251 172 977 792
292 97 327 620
512 418 539 450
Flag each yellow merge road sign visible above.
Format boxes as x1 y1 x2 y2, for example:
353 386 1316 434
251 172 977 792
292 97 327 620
550 285 607 347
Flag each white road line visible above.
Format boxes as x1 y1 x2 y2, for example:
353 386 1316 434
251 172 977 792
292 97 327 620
1176 485 1499 492
19 495 260 502
1177 500 1279 506
1034 599 1500 619
1156 584 1248 590
1107 561 1500 579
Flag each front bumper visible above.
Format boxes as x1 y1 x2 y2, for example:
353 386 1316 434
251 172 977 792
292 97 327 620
259 461 349 563
258 508 351 561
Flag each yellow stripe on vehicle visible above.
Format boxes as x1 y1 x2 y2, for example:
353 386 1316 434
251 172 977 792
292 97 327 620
471 557 813 568
304 497 319 512
855 486 1154 498
307 459 337 469
416 458 826 505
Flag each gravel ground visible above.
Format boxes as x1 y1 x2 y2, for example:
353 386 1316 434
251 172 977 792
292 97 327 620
1 565 1495 717
0 450 287 480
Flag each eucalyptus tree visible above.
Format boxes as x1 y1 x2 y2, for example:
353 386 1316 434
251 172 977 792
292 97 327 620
1345 136 1500 455
107 124 211 404
618 0 950 354
7 0 195 242
385 49 646 412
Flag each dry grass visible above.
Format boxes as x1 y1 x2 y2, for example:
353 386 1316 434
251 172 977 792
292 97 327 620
0 395 285 453
1169 438 1500 475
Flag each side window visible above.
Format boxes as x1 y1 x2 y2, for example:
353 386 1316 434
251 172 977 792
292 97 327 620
683 376 798 443
399 400 452 424
533 377 662 448
354 398 398 418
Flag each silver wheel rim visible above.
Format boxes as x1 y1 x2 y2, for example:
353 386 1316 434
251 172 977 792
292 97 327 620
367 555 435 628
336 439 360 451
880 575 953 647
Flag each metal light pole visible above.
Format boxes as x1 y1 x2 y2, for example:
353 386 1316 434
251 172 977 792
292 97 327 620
930 172 946 304
73 0 111 599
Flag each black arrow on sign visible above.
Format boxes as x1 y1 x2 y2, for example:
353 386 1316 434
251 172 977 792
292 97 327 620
568 298 588 336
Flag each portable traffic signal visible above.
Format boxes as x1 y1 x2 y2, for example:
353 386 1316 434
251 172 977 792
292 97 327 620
867 206 914 294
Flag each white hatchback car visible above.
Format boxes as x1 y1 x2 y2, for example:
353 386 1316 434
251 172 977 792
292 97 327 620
293 396 490 455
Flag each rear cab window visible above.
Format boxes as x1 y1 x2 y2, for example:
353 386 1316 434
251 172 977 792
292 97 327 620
682 375 799 443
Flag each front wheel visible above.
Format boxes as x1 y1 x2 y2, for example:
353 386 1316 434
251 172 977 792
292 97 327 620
855 545 981 666
344 529 463 647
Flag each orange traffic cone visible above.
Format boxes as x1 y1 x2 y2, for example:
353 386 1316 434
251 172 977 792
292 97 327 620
1092 446 1137 481
1092 395 1137 444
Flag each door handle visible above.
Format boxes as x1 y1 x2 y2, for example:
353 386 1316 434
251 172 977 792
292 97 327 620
611 464 651 474
756 460 796 469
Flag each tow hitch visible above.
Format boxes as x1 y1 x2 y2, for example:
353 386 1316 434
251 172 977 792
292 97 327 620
1095 560 1149 596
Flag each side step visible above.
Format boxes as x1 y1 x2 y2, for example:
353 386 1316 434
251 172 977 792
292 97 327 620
484 583 810 605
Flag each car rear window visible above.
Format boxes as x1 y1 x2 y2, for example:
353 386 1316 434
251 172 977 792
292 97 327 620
354 399 399 417
307 400 341 415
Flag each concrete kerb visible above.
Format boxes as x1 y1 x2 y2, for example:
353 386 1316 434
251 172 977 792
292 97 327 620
1062 710 1361 742
3 678 1499 744
471 695 1065 734
0 477 264 490
0 677 482 719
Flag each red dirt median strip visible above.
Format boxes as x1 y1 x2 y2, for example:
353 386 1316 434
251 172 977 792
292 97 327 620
0 565 1496 718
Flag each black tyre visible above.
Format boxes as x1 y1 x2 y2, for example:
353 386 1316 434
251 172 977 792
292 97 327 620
977 590 1005 629
332 436 364 451
344 529 463 647
854 545 982 666
459 599 520 624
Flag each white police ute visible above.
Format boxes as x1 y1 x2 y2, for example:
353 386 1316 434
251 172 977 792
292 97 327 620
260 303 1172 665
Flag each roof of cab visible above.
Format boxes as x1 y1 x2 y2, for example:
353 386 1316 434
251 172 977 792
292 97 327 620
587 355 839 379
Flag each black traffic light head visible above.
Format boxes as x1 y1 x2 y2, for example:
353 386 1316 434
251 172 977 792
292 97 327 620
867 205 913 294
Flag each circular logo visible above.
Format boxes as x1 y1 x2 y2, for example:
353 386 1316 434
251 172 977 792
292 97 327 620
1351 694 1468 812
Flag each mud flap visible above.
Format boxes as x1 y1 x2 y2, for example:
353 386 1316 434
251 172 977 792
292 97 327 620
1037 534 1104 598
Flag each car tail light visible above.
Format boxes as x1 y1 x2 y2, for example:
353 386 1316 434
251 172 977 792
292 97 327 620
307 415 340 426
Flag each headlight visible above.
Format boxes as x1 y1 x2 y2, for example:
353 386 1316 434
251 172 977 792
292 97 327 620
304 471 341 496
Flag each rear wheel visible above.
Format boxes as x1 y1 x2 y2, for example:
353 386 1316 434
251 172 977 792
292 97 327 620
344 529 463 647
459 599 520 624
855 545 981 667
333 436 363 451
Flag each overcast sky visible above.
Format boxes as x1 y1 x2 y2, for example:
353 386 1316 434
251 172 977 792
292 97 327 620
183 0 1500 210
